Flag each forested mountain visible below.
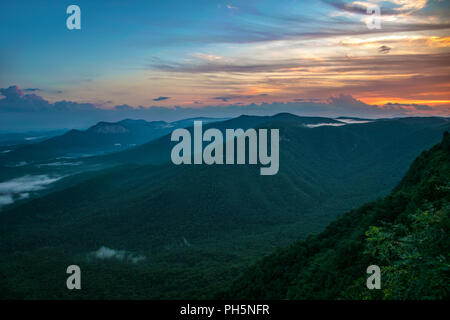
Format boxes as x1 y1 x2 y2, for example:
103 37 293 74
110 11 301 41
219 132 450 300
0 130 65 147
94 113 345 165
0 117 224 165
0 115 448 299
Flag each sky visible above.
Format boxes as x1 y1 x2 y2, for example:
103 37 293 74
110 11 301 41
0 0 449 130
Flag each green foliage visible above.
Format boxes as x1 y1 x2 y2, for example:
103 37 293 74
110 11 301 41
361 205 449 299
0 117 448 299
221 131 450 300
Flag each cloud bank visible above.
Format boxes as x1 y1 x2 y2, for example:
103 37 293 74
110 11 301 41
0 85 448 131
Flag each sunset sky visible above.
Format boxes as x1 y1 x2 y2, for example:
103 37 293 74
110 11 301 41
1 0 449 121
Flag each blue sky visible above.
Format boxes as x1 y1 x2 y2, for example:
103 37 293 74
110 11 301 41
1 1 327 89
0 0 449 128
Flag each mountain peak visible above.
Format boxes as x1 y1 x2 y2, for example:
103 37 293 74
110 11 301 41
89 122 129 134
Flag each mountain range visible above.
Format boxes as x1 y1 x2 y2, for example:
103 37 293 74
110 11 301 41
218 131 450 299
0 117 227 165
0 114 448 299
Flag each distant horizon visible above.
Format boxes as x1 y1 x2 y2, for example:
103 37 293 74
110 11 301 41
1 108 449 134
1 84 449 131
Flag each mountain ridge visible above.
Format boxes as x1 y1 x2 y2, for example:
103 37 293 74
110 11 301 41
0 115 448 299
217 131 449 299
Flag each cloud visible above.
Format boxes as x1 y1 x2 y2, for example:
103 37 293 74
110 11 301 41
149 58 303 74
129 0 446 51
215 94 270 102
153 96 170 102
338 118 372 124
36 161 82 167
0 85 447 131
114 104 134 111
378 45 391 54
0 85 24 99
383 102 432 110
305 123 347 128
93 246 126 260
215 97 230 102
0 85 96 112
149 52 450 76
0 85 49 112
90 246 146 264
324 0 371 15
0 175 62 194
324 0 428 15
295 98 324 102
327 94 368 107
0 175 63 208
389 0 429 11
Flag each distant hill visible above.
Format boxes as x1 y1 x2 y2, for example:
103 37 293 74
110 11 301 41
0 117 225 165
94 113 345 165
0 115 448 299
218 131 450 300
0 130 66 147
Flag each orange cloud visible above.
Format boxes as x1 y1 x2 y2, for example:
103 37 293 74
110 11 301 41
362 97 450 106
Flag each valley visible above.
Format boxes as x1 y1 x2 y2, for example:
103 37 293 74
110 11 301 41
0 114 449 299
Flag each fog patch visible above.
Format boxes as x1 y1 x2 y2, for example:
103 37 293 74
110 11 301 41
24 136 43 141
337 118 373 124
36 161 82 167
7 161 29 167
89 246 146 264
0 175 63 207
305 123 346 128
0 194 13 206
19 192 30 199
